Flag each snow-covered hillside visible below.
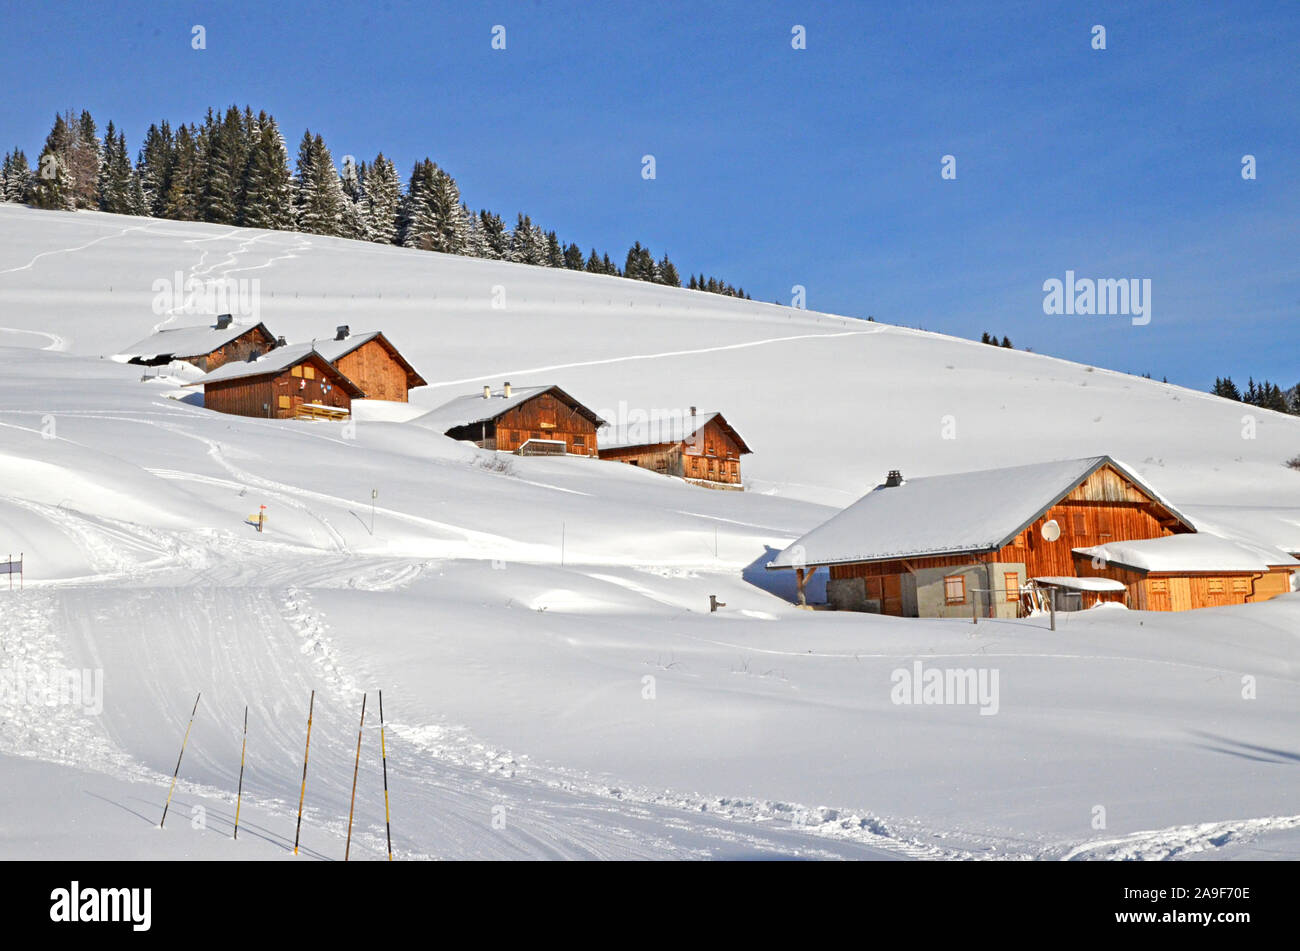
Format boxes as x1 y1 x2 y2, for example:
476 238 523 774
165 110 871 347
1 205 1297 860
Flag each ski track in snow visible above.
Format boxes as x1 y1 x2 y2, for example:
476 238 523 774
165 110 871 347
1061 814 1300 861
422 329 881 390
0 222 154 275
0 327 68 351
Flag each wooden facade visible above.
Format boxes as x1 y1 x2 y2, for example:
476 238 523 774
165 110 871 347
202 352 362 420
446 388 602 456
329 334 426 402
1074 556 1294 610
598 414 750 489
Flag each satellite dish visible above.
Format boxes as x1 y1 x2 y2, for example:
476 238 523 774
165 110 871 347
1041 519 1061 542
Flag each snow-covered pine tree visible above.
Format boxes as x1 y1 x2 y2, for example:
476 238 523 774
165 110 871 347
657 253 680 287
478 210 508 259
545 231 564 268
241 114 295 230
163 125 200 220
585 248 602 273
198 106 249 224
137 122 174 217
563 242 583 270
28 115 75 210
399 159 437 249
361 154 400 244
294 131 346 236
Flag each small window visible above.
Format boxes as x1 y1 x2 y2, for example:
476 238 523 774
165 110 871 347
1232 578 1249 594
1207 579 1225 594
1149 579 1168 593
1004 572 1020 601
944 575 966 605
278 395 291 409
291 365 303 378
572 435 585 447
1072 513 1086 534
304 365 316 380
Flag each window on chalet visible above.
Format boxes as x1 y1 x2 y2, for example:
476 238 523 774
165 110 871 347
1232 578 1249 594
278 395 291 409
304 365 316 380
572 435 585 447
1207 579 1225 594
1004 572 1020 601
1072 512 1087 535
1097 512 1112 536
1149 579 1168 593
291 365 303 377
944 575 966 604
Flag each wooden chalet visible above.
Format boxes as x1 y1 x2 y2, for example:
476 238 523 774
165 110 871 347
311 326 427 403
187 343 363 420
116 314 279 372
598 408 751 489
429 383 605 456
768 456 1296 615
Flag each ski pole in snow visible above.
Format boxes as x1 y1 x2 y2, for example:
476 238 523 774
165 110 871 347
345 693 367 861
234 706 248 840
160 692 201 828
294 690 315 856
379 689 392 861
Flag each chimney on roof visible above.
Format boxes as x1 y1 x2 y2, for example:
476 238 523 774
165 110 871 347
483 385 491 400
884 470 904 488
503 382 512 398
215 313 233 330
275 336 286 348
335 325 350 341
690 406 697 419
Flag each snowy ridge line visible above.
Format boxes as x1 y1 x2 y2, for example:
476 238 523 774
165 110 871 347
420 329 882 389
1061 814 1300 861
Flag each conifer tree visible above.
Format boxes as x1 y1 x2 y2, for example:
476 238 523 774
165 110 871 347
240 114 295 230
163 124 200 220
29 115 75 210
362 154 401 244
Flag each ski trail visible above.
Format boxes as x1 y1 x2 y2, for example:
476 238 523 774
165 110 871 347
422 329 882 389
0 328 68 351
1061 814 1300 860
0 222 154 275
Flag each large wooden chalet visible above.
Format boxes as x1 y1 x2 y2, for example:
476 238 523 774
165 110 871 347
598 409 751 489
188 343 363 420
116 314 279 372
310 326 426 402
769 456 1297 615
430 383 605 456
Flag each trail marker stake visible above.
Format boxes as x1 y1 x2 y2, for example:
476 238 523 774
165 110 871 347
345 693 367 860
294 690 314 855
379 689 393 861
233 706 248 839
160 692 201 828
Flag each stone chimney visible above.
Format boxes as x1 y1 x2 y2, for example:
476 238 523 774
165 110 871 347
503 382 512 398
215 313 233 330
884 470 904 488
335 325 350 341
483 385 491 400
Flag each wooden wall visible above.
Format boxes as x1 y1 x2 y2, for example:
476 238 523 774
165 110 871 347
493 392 599 455
203 359 352 419
335 339 411 402
680 418 744 485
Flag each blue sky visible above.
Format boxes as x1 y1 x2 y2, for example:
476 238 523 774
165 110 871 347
2 0 1295 389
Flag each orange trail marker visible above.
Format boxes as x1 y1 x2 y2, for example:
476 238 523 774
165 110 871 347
160 692 201 828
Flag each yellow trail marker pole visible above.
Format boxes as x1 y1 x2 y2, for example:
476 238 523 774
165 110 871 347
233 706 248 840
293 690 314 855
345 693 366 861
379 689 393 861
160 692 201 828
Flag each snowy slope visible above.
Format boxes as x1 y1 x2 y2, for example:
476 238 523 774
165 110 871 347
0 205 1297 861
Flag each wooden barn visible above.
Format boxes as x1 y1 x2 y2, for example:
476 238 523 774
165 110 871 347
430 383 605 456
187 343 363 420
116 314 280 372
311 326 427 403
768 456 1294 615
598 408 751 489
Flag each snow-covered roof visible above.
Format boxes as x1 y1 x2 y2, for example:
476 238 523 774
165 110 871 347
1033 576 1128 592
598 411 752 453
768 455 1195 569
1073 535 1299 574
417 385 606 432
186 342 364 395
307 331 427 388
114 321 273 361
